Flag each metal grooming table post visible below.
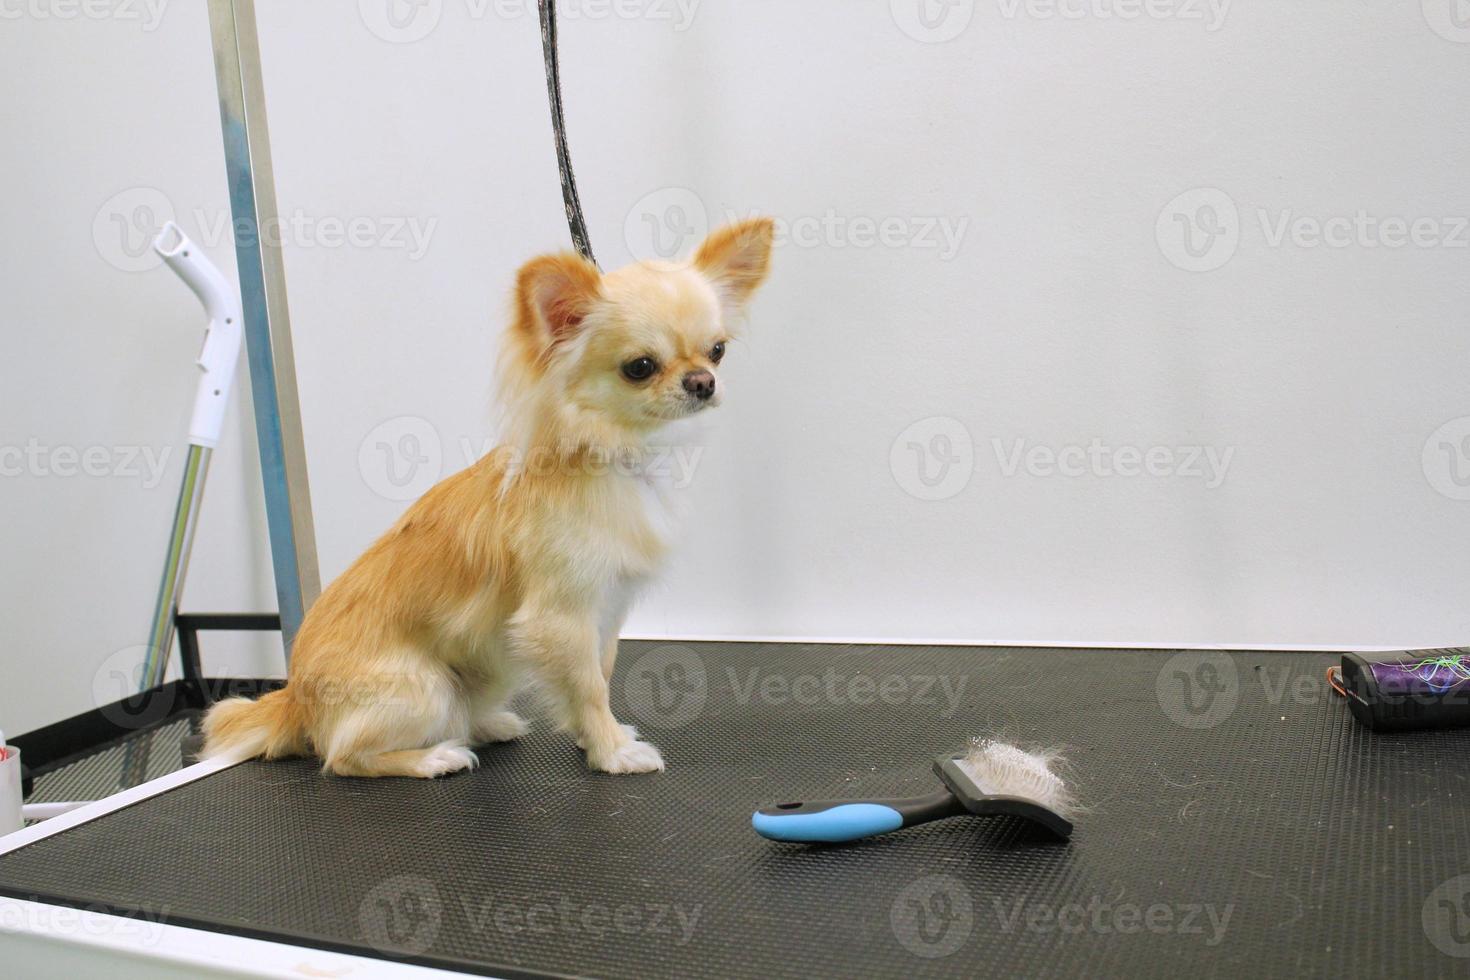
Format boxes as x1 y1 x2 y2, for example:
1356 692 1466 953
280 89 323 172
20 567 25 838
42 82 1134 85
206 0 321 651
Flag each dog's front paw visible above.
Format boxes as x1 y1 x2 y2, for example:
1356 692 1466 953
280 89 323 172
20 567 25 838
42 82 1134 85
588 739 665 774
577 723 640 750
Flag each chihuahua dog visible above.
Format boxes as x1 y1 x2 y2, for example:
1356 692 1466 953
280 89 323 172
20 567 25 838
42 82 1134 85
202 218 774 777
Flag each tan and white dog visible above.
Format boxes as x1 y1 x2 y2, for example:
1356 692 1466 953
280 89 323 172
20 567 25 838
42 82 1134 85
203 218 775 777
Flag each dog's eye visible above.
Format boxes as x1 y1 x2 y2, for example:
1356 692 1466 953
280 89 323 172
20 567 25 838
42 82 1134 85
710 342 726 364
621 357 658 382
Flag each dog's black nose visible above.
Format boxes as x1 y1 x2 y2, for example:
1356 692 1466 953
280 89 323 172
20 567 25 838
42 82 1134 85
682 370 716 400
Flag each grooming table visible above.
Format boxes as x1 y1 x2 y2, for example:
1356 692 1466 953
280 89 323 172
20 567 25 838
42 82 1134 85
1 642 1466 978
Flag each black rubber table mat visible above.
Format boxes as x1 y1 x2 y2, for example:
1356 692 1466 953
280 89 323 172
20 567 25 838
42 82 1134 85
1 642 1468 978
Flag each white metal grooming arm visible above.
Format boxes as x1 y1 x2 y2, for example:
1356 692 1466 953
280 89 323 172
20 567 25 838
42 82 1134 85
139 224 243 691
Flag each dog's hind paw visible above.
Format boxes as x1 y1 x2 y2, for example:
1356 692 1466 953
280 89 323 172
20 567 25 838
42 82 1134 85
416 742 479 778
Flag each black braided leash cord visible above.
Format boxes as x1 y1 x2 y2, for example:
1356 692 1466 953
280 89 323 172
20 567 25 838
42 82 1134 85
538 0 599 268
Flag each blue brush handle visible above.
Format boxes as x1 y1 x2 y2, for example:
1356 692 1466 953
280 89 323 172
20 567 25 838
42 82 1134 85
752 791 964 843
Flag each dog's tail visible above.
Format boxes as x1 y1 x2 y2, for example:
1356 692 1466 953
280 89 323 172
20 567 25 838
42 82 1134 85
201 688 307 762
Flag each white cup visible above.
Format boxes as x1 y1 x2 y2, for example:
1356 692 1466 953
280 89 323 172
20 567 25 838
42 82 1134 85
0 748 22 836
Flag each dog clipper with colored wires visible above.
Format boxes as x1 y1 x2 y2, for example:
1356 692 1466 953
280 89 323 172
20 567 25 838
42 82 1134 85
752 739 1075 844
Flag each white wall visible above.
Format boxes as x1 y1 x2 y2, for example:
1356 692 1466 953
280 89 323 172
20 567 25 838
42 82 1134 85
4 1 1470 734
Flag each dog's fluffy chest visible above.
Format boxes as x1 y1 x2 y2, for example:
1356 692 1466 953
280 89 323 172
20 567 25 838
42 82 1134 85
589 468 682 580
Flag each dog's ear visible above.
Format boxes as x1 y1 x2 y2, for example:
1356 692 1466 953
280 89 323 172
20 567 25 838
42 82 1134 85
514 252 603 350
694 218 775 310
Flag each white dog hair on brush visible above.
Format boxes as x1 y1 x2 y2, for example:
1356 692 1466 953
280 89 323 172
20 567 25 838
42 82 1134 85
955 738 1077 818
